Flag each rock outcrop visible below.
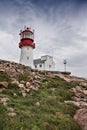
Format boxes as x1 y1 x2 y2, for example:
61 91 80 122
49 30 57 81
74 109 87 130
0 59 87 129
64 77 87 130
72 82 87 130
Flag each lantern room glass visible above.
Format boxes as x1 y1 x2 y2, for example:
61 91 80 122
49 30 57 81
23 31 34 40
20 31 34 40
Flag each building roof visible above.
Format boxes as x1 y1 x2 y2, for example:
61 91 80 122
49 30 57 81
34 58 46 65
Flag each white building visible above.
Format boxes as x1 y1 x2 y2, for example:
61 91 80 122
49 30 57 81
34 55 55 71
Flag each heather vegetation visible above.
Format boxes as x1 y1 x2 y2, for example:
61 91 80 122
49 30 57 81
0 71 11 82
0 71 81 130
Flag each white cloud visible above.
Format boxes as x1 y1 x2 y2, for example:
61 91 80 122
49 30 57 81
0 31 20 62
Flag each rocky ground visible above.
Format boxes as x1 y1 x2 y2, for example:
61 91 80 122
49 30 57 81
0 59 87 130
59 74 87 130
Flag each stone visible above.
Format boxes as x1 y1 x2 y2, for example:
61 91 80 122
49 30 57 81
0 82 8 88
8 112 16 117
71 87 77 93
55 112 61 116
26 82 31 88
57 73 71 82
0 69 5 72
11 80 19 85
10 68 16 73
0 88 4 93
43 122 49 127
83 90 87 95
72 97 81 102
30 85 34 89
34 75 41 80
20 80 25 84
25 88 30 92
8 107 14 112
64 101 80 107
50 88 56 91
18 83 25 89
80 82 87 88
0 97 9 103
32 86 38 91
80 102 87 107
74 109 87 130
35 102 40 107
22 92 26 97
13 93 17 97
0 97 9 106
29 77 33 82
76 86 82 91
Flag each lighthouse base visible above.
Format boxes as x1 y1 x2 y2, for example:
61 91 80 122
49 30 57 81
19 46 34 68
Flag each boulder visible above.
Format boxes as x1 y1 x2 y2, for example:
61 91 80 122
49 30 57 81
0 69 5 72
76 86 83 92
83 90 87 95
26 82 31 88
64 101 80 107
18 83 25 89
0 82 8 88
80 82 87 88
74 109 87 130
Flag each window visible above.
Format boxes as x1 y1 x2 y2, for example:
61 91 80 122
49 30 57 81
27 47 29 50
27 56 29 60
40 64 42 68
49 65 51 68
35 65 37 68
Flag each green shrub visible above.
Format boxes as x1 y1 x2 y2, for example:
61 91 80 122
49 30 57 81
0 71 11 82
7 83 18 89
0 104 7 113
57 115 81 130
3 83 21 97
18 73 29 82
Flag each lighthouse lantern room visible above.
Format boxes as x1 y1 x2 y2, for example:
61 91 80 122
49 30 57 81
19 26 35 68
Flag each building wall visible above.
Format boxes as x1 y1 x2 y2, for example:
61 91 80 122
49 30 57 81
44 56 55 71
34 56 55 71
35 63 45 70
20 46 34 68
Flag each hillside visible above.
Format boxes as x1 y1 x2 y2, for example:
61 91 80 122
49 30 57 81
0 60 87 130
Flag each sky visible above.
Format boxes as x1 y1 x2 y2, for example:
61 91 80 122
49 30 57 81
0 0 87 78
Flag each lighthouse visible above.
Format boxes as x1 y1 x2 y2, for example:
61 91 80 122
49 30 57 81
19 26 35 68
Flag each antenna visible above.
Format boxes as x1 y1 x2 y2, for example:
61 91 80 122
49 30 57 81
63 59 67 72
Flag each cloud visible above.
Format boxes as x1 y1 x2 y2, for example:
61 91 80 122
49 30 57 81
0 0 87 77
0 30 20 61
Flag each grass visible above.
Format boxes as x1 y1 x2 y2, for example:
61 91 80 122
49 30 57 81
0 71 11 82
18 73 29 82
0 74 81 130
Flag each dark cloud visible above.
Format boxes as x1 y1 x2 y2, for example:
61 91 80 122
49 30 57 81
0 0 87 77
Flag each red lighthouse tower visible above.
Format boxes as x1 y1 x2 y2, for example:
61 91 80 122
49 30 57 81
19 26 35 67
